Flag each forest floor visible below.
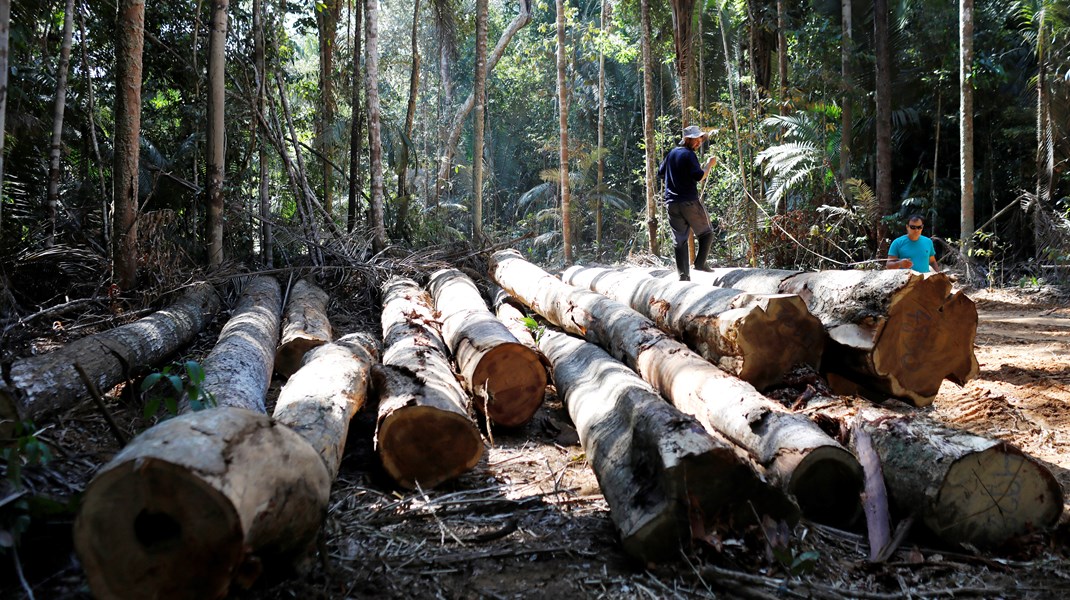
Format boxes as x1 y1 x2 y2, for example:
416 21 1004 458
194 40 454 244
2 279 1069 599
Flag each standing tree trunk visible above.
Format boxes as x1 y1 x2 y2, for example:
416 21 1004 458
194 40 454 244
776 0 787 114
206 0 229 267
45 0 75 247
78 9 108 244
112 0 144 290
960 0 974 250
364 0 386 253
472 0 487 241
347 0 363 233
1035 6 1054 228
0 0 9 228
670 0 696 123
316 0 339 217
254 0 272 266
595 0 608 256
640 0 658 255
873 0 892 249
556 0 572 264
840 0 852 188
395 0 421 241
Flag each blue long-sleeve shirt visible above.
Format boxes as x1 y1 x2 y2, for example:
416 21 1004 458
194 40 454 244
657 146 704 204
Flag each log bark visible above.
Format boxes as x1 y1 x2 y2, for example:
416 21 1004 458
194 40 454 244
74 408 331 600
690 268 979 406
561 265 824 390
489 284 540 353
490 251 862 526
0 283 220 434
540 329 797 562
806 398 1064 547
429 268 546 427
376 278 483 489
274 332 378 480
275 278 332 379
195 276 282 413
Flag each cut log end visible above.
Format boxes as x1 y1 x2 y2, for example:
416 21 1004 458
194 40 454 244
74 457 245 600
784 445 864 528
378 406 484 489
472 342 547 427
732 295 825 390
932 444 1064 546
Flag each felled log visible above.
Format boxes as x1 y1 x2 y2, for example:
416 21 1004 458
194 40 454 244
274 278 332 379
274 332 378 480
428 269 546 426
196 276 282 413
540 328 797 562
561 265 824 390
489 284 540 352
490 250 862 525
806 398 1064 547
0 283 220 435
73 408 331 600
687 268 979 406
376 278 483 489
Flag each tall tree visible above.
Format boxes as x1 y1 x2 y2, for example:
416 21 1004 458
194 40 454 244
670 0 697 123
641 0 657 255
46 0 75 247
472 0 486 240
959 0 974 249
776 0 787 113
0 0 8 228
364 0 386 253
206 0 229 267
556 0 571 264
395 0 421 240
254 0 272 266
1032 3 1057 216
348 0 364 233
874 0 892 248
113 0 145 289
431 0 455 209
316 0 340 216
840 0 852 188
595 0 609 255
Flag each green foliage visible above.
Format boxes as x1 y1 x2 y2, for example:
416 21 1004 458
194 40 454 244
1 421 53 488
521 316 545 344
140 361 216 419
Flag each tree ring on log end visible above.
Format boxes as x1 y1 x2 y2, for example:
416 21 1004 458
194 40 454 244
785 446 864 528
471 342 546 427
378 406 484 489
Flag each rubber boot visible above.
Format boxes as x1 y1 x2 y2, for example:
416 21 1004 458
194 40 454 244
674 244 690 281
694 231 714 272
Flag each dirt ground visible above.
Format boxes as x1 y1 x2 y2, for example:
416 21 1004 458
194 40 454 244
2 284 1069 599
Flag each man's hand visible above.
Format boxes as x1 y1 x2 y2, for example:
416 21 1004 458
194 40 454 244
705 155 717 170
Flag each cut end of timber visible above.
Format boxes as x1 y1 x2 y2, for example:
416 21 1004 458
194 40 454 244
74 457 244 600
931 444 1064 547
733 295 826 390
378 406 484 489
275 337 329 379
786 445 864 528
472 342 547 427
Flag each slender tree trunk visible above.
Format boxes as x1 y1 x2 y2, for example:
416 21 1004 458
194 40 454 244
0 0 9 230
641 0 657 255
78 9 108 246
254 0 272 266
1035 7 1053 255
472 0 487 241
874 0 892 250
595 0 608 256
317 0 339 217
840 0 852 189
348 0 363 233
45 0 75 247
206 0 229 267
670 0 696 124
932 90 941 232
776 0 787 114
556 0 571 264
112 0 144 289
959 0 974 249
432 0 453 209
364 0 385 252
395 0 421 241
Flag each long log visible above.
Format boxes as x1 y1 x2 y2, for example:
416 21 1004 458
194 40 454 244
688 268 979 406
540 328 797 562
197 276 282 413
489 284 540 353
489 250 862 525
561 265 824 390
73 408 331 600
0 282 220 435
376 278 483 489
274 278 332 379
806 398 1064 547
274 332 378 480
429 268 545 426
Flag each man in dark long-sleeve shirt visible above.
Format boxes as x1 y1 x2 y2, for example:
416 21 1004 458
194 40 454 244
657 125 716 281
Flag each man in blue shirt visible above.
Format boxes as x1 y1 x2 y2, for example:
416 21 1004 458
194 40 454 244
886 214 940 273
657 125 717 281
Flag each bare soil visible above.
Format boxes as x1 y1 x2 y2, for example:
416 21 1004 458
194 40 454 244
2 285 1069 599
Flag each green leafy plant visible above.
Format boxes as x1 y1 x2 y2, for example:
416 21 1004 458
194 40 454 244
521 316 546 344
140 360 216 419
1 421 53 487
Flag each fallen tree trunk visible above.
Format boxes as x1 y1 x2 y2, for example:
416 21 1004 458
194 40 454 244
274 332 378 480
540 328 797 562
490 250 862 526
376 277 483 489
196 276 282 413
805 398 1064 547
689 268 979 406
429 268 545 427
74 407 331 600
0 282 220 435
274 278 332 379
561 265 824 390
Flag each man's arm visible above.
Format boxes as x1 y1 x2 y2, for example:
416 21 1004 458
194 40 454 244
886 255 913 270
698 155 717 182
929 256 940 273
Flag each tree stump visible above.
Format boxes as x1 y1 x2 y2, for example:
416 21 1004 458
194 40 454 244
274 278 332 379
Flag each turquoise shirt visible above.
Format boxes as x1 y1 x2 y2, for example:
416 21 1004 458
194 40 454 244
888 234 935 273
